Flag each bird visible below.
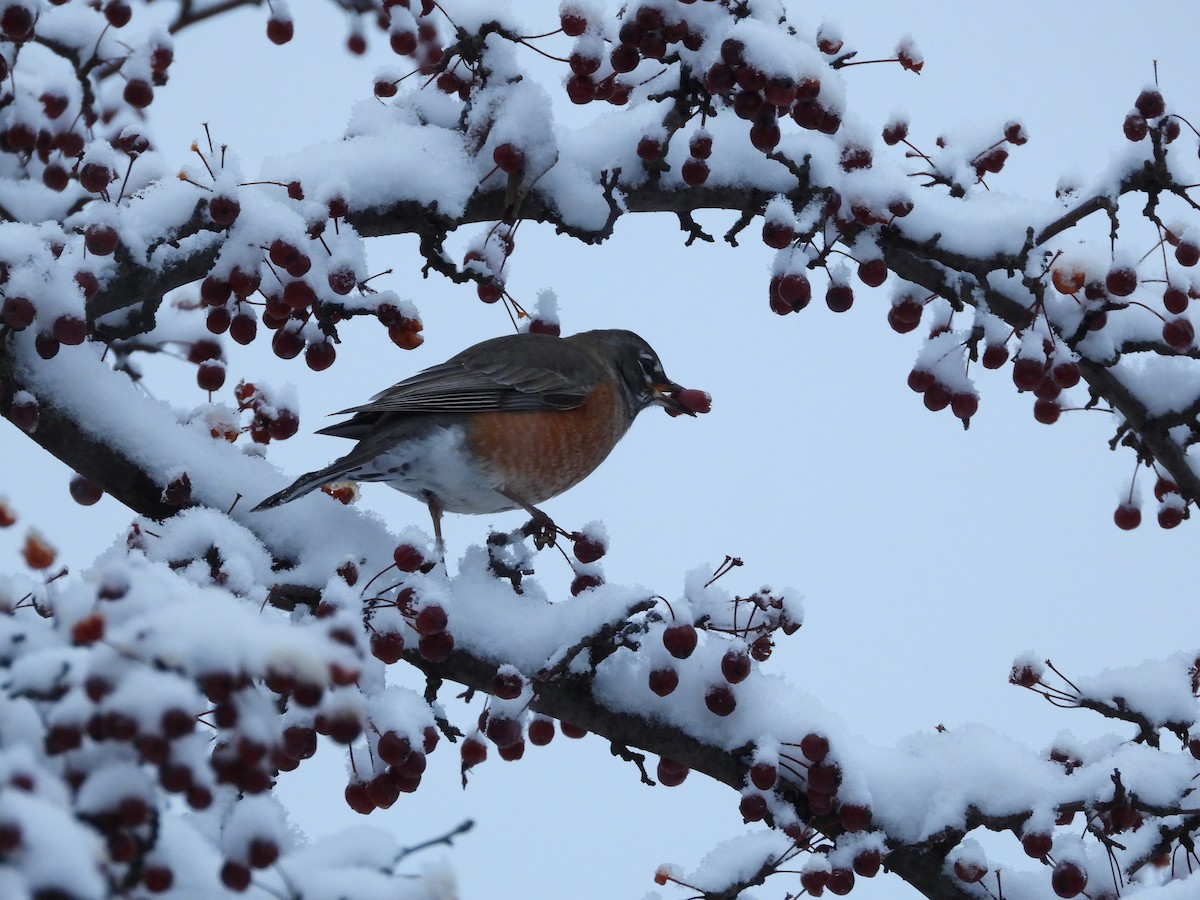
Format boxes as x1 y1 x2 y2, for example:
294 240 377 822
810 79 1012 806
253 329 706 551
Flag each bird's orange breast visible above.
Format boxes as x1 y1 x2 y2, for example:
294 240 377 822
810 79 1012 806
463 381 631 505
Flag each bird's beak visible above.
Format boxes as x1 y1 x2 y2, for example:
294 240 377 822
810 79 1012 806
651 381 696 417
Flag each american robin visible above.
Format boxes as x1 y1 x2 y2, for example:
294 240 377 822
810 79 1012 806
253 329 707 549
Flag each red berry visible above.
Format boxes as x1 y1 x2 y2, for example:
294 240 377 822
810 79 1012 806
720 649 751 684
344 782 374 814
857 259 887 287
749 762 777 790
636 136 662 161
705 684 736 716
230 314 257 345
305 342 336 372
1105 266 1137 297
1033 398 1060 425
1123 113 1148 141
1163 318 1195 350
492 143 524 174
271 329 304 360
197 361 225 392
680 158 709 186
825 283 854 312
509 719 545 750
827 868 855 896
799 733 829 762
572 534 605 563
491 671 524 700
327 268 357 295
266 17 293 45
1114 504 1141 530
1135 89 1165 118
662 623 697 659
414 604 447 635
206 195 239 226
370 631 404 664
1164 287 1189 314
1012 357 1046 391
762 221 795 249
84 224 119 256
1051 861 1087 898
560 13 587 36
739 792 768 822
953 859 987 883
69 475 102 506
1051 362 1081 388
220 861 251 892
656 758 688 786
78 164 111 194
52 315 86 345
950 393 978 420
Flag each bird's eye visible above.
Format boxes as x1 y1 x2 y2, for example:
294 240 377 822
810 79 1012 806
638 353 659 377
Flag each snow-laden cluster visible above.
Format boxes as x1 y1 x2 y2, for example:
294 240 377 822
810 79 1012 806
0 1 1199 899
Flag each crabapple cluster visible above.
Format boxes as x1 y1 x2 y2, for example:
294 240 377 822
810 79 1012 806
646 576 801 720
0 499 458 896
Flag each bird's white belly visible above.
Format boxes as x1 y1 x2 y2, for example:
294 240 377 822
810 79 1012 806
356 425 516 514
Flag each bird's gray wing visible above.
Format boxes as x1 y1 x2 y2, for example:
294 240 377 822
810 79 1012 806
318 334 605 438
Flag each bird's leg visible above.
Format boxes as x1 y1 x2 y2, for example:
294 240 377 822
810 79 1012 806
499 489 563 550
424 493 446 562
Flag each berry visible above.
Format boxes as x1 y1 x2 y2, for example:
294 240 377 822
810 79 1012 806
527 717 555 746
749 762 777 790
418 631 453 662
648 668 678 697
123 79 153 109
69 475 102 506
210 194 240 225
680 158 709 186
1113 503 1141 530
1164 287 1189 314
266 17 293 44
2 296 35 329
1051 861 1087 898
739 792 768 822
328 268 357 295
305 342 336 372
762 221 795 249
857 259 887 287
720 649 751 684
1105 266 1137 297
220 861 251 892
1163 318 1195 350
953 858 987 883
572 534 605 563
827 869 855 896
84 224 119 256
1033 398 1060 425
799 733 829 762
414 604 447 635
560 13 587 36
1135 89 1165 118
656 758 688 786
705 684 736 716
825 283 854 312
492 143 524 174
662 623 697 659
1012 357 1046 391
950 393 978 420
491 671 524 700
1051 362 1081 388
1123 113 1148 141
344 782 374 815
52 315 86 345
79 163 112 193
